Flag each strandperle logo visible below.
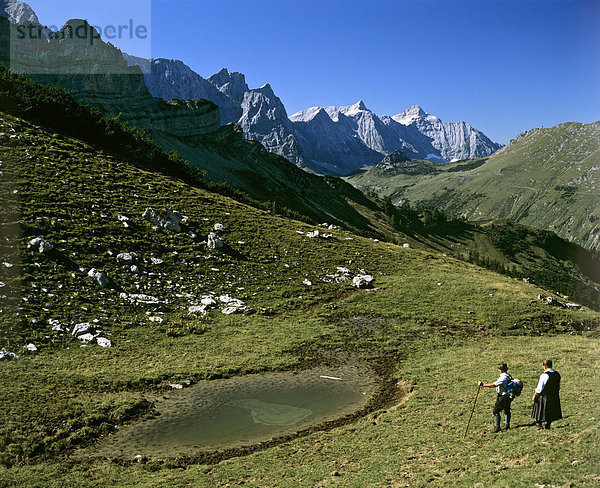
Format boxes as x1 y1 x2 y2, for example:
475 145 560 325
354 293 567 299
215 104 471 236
15 19 149 45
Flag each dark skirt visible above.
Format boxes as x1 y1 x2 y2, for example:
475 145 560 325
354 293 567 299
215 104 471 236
531 394 562 422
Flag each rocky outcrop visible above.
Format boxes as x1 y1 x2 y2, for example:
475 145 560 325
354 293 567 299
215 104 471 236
143 207 182 232
28 237 53 253
207 232 223 250
374 150 440 176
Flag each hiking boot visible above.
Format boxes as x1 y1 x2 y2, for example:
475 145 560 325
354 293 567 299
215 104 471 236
492 426 502 433
503 425 510 431
536 424 543 430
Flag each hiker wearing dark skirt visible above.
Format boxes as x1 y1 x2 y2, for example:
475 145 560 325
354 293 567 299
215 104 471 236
532 359 562 430
479 362 512 433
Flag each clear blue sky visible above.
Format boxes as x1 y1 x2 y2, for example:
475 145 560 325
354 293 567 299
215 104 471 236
26 0 600 143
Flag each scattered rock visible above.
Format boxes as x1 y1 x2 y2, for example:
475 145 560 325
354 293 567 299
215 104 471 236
403 243 410 248
96 337 112 348
124 293 163 305
25 343 37 352
546 296 566 308
207 232 224 249
28 237 54 253
117 252 135 261
222 306 242 315
188 305 207 314
169 383 184 389
353 274 375 289
72 322 93 337
303 279 312 286
201 296 217 307
0 350 18 361
565 302 582 310
306 230 320 238
87 268 109 287
77 333 96 343
214 223 225 231
143 207 182 232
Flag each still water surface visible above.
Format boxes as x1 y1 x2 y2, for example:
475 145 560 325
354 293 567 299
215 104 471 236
88 363 376 458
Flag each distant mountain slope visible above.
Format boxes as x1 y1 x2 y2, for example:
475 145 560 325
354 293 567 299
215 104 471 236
348 122 600 251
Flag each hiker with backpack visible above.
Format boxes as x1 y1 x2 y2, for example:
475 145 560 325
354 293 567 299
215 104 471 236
479 362 521 433
531 359 562 430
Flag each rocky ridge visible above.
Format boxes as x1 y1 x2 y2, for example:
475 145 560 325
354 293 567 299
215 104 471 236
122 61 502 175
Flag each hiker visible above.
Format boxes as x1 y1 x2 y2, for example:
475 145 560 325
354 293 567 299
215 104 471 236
479 362 512 432
531 359 562 430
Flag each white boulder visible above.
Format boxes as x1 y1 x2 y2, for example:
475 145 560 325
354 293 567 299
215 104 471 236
0 350 18 361
207 232 224 249
87 268 109 287
353 274 375 289
96 337 112 348
28 237 54 253
77 333 95 343
143 207 182 233
72 322 93 337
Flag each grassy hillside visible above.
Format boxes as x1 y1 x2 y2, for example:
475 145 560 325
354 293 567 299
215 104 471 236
1 103 599 487
347 122 600 251
4 65 599 311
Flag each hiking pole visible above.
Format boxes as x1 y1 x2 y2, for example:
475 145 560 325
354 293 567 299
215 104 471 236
463 383 481 440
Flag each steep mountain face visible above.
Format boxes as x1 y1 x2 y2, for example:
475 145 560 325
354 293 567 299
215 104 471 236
291 104 383 174
122 56 501 176
392 105 502 161
290 102 502 174
123 55 241 125
0 0 38 25
123 57 305 166
349 121 600 251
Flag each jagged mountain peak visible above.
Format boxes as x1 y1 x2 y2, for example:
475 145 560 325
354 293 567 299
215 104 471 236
207 68 249 103
393 104 430 124
289 106 333 123
208 68 247 89
256 83 275 97
347 100 369 112
0 0 38 25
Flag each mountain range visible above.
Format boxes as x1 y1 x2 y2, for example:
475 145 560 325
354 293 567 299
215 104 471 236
123 55 502 175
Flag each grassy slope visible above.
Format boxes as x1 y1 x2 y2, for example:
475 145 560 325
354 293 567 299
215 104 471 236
346 122 600 251
0 111 599 486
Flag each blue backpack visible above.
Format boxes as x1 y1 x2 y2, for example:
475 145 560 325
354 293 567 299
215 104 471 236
506 375 523 399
